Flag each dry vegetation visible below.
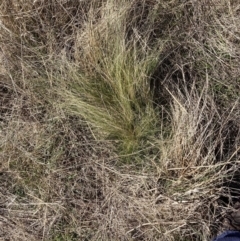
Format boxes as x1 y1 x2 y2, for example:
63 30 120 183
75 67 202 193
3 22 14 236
0 0 239 240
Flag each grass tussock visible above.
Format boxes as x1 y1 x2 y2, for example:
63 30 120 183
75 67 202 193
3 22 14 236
0 0 240 240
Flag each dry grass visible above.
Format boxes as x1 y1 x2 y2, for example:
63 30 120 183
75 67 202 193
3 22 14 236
0 0 240 240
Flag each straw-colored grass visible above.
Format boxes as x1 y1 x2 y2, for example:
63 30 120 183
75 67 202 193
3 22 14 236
0 0 239 240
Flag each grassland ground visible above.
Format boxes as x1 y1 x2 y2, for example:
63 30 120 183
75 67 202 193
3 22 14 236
0 0 239 240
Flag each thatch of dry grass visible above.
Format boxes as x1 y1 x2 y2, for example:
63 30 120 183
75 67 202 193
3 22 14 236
0 0 239 240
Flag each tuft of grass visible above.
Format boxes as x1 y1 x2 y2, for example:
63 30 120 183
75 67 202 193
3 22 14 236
56 1 161 155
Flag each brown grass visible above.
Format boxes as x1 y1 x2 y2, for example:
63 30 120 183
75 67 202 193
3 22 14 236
0 0 239 240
